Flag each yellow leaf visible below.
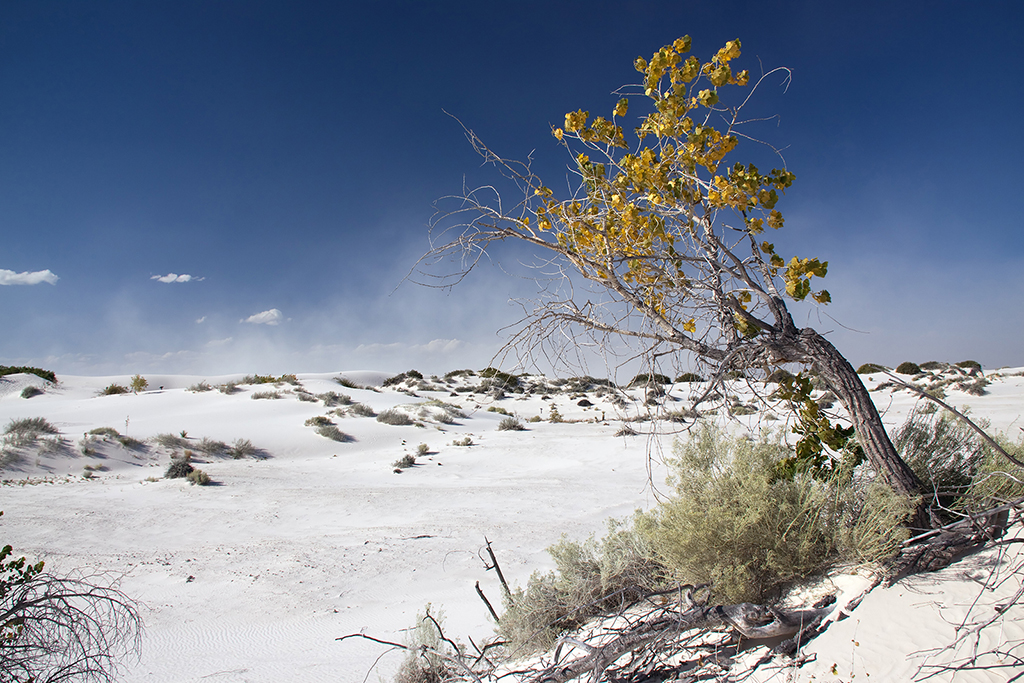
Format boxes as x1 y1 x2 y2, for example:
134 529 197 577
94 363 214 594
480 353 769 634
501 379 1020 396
673 36 692 53
614 98 629 118
553 128 564 141
683 318 696 333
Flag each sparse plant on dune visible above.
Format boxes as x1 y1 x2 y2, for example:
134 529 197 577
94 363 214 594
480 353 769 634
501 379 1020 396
187 381 213 392
347 402 376 417
316 424 351 442
100 383 128 396
129 374 148 394
497 416 525 431
377 409 413 426
250 391 282 400
186 468 211 485
20 386 43 399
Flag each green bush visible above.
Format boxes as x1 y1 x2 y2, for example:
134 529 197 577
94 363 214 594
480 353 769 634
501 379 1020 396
377 409 413 426
383 370 424 387
638 424 911 604
479 367 521 389
20 386 43 399
627 373 671 387
129 374 148 393
956 360 982 372
856 363 886 375
0 365 57 383
497 417 525 431
5 418 59 436
486 406 511 416
896 361 921 375
165 457 194 479
88 427 120 438
674 372 704 383
919 361 945 371
100 383 128 395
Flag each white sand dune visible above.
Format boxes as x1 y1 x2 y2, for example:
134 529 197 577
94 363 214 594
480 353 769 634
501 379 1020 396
1 367 1022 682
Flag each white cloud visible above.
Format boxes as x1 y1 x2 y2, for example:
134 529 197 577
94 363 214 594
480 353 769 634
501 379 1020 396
195 316 207 324
206 337 233 347
241 309 284 326
0 269 59 285
151 273 203 283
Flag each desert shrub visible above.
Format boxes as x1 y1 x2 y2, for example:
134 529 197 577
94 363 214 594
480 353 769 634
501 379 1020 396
422 399 466 419
100 383 128 396
729 403 758 416
318 391 352 407
186 469 211 485
956 360 983 372
896 361 921 375
615 425 638 436
487 406 511 416
856 363 886 375
627 373 671 388
393 605 457 683
966 436 1024 509
250 391 281 400
383 370 424 387
20 386 43 399
528 415 542 423
377 409 413 426
316 424 351 442
278 373 299 385
153 433 189 450
479 367 521 390
416 443 430 456
296 391 319 403
0 365 57 383
228 438 257 458
348 402 376 417
674 372 704 383
393 454 416 469
919 361 945 371
956 377 990 396
548 405 563 423
497 417 525 431
637 424 911 604
129 374 148 393
196 437 229 456
333 376 360 389
165 457 194 479
218 381 240 394
305 416 334 428
499 519 661 654
242 374 275 385
187 381 213 392
444 369 476 379
6 417 59 436
89 427 120 438
451 436 473 446
116 435 144 450
765 368 795 383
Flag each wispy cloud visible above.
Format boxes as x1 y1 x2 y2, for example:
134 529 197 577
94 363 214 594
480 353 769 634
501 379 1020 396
241 309 284 326
0 268 59 285
151 273 203 283
195 316 207 324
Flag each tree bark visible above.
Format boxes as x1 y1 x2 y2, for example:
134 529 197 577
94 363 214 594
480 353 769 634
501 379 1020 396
794 328 930 529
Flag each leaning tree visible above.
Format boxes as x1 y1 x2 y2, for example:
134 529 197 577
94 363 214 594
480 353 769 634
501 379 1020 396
422 36 925 520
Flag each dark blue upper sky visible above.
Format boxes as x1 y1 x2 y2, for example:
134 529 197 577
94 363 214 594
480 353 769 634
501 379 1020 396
2 1 1022 376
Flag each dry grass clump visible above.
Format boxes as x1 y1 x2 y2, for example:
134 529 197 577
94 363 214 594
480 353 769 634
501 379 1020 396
377 409 413 426
187 381 213 392
100 383 128 396
250 391 282 400
186 468 211 485
316 424 351 442
347 402 376 417
497 417 525 431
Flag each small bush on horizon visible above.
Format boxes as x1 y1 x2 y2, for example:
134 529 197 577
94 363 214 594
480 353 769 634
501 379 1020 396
956 360 983 373
20 386 43 399
383 370 424 387
100 383 128 396
88 427 120 438
377 409 413 426
188 381 213 392
333 376 360 389
444 369 476 379
497 416 525 431
129 374 149 394
896 361 922 375
0 365 57 383
218 381 240 394
856 363 887 374
674 372 704 383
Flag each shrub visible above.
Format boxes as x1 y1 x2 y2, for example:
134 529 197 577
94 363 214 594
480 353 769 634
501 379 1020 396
416 443 430 456
498 519 661 654
497 416 525 431
856 363 887 374
383 370 424 387
100 383 128 395
250 391 281 400
919 361 945 371
444 369 476 379
615 425 638 436
0 365 57 383
393 454 416 469
486 406 511 416
377 409 413 426
479 367 520 389
896 361 921 375
766 368 795 383
956 377 990 396
638 424 911 604
316 424 351 442
548 405 563 423
627 373 671 387
165 457 194 479
187 381 213 392
228 438 257 458
304 416 334 428
89 427 121 438
116 435 144 450
393 605 456 682
20 386 43 399
318 391 352 407
451 436 473 446
153 433 189 450
196 437 229 456
333 376 360 389
218 381 240 394
5 417 59 436
129 374 148 394
956 360 982 373
296 391 319 403
348 402 376 417
186 468 211 485
674 372 704 383
242 374 276 385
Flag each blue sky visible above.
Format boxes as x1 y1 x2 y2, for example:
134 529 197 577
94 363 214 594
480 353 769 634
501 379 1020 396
1 1 1022 377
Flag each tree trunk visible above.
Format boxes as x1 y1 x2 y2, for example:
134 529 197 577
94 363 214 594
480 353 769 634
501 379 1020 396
795 329 930 529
